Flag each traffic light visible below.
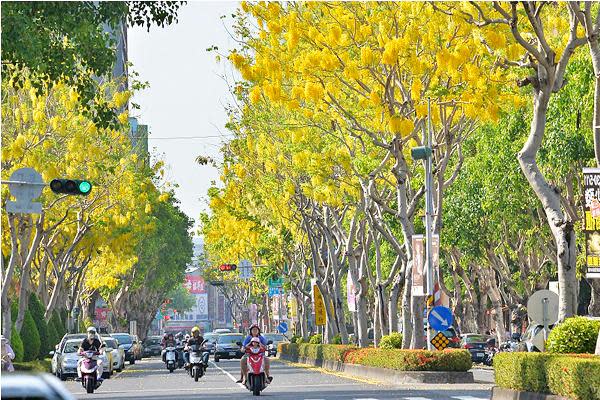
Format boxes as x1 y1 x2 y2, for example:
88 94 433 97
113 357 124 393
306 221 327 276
50 179 92 195
219 263 237 272
410 146 432 160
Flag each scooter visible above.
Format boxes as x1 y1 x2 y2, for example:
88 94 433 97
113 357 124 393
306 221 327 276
187 342 209 382
165 346 177 373
176 343 185 369
78 350 102 394
242 342 272 396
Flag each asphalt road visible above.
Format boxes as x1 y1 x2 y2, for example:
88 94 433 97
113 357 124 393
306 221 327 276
62 357 493 400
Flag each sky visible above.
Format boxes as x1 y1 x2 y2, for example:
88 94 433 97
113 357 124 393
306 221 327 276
128 1 239 235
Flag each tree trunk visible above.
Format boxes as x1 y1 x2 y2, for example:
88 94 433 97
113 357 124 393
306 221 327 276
411 296 425 349
401 261 413 349
517 89 578 321
388 279 401 333
589 279 600 316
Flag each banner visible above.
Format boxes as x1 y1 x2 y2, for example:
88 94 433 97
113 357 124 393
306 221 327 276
312 279 326 326
196 293 208 320
347 271 357 312
184 275 206 294
288 296 298 320
584 168 600 278
412 235 425 296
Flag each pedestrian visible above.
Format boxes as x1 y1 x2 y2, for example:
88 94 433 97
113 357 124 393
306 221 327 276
1 335 16 372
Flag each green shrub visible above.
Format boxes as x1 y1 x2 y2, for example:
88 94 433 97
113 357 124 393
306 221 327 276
309 334 322 344
294 336 305 344
290 335 301 343
51 311 66 339
28 293 51 355
46 319 59 353
494 352 600 400
344 348 472 372
20 309 41 361
278 343 471 372
380 332 403 349
332 334 342 344
13 358 52 373
546 316 600 354
10 323 24 362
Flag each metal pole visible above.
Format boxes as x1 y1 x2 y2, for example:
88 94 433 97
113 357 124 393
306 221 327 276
542 297 549 351
425 98 435 351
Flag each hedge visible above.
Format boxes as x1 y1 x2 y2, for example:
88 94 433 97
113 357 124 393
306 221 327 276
380 332 403 349
13 358 52 373
20 308 41 361
278 343 472 372
28 293 51 355
546 316 600 354
494 352 600 400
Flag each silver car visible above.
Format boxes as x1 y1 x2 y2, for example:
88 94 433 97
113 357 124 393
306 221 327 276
103 336 125 372
1 373 75 400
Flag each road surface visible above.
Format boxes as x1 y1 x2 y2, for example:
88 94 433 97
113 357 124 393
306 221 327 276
63 357 493 400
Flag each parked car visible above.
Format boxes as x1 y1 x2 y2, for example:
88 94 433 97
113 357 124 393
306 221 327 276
213 328 232 334
111 333 142 364
203 332 219 355
263 333 290 356
437 327 461 348
460 334 492 363
50 339 113 380
142 336 163 357
103 336 125 372
214 333 244 362
2 373 76 400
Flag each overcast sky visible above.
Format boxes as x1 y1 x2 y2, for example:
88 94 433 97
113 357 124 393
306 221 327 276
128 1 239 235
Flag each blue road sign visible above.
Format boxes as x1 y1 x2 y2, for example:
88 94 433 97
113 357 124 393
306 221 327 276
268 287 284 297
277 321 288 334
427 306 454 332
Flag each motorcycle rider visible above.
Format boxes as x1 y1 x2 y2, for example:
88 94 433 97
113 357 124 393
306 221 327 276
161 332 177 363
237 324 271 384
184 326 209 368
77 327 105 381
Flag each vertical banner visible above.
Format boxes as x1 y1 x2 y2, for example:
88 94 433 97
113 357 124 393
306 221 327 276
412 235 425 296
311 279 326 326
584 168 600 278
288 296 298 321
196 293 208 320
347 271 357 312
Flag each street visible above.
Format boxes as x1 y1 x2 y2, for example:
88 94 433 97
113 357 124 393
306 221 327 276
62 357 492 400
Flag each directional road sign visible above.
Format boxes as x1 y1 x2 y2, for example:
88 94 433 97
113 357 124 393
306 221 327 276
277 321 288 334
428 305 453 332
430 331 450 350
5 167 45 214
268 277 283 288
268 287 284 297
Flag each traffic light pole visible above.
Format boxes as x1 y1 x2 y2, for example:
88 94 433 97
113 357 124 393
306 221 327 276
425 98 435 351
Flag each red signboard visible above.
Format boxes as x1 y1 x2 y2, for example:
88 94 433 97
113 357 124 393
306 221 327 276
95 308 109 321
184 275 206 294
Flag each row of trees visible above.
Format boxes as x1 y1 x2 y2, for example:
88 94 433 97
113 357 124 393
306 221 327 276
1 2 192 350
201 2 600 348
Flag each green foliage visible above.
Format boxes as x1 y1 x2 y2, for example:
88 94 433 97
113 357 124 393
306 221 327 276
0 1 184 128
28 293 50 355
308 334 322 344
10 323 24 362
546 316 600 354
379 332 404 349
278 343 471 372
51 311 66 339
13 358 52 373
167 283 196 314
20 309 41 361
46 318 59 353
331 334 342 344
494 352 600 400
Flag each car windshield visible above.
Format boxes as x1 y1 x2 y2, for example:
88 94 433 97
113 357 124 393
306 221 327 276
264 334 285 342
64 340 80 353
441 329 456 338
145 338 161 345
204 334 218 342
103 339 117 349
218 334 243 344
112 334 132 344
465 335 489 343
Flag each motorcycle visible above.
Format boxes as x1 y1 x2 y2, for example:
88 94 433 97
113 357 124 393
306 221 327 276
78 350 102 394
176 343 185 369
187 342 209 382
483 346 498 366
242 341 272 396
164 346 177 373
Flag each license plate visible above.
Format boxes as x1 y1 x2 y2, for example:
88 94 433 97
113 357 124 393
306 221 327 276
476 353 484 358
229 351 236 356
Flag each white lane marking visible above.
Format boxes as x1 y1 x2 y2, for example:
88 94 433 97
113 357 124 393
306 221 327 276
403 398 432 400
210 361 245 388
354 398 379 400
451 397 488 400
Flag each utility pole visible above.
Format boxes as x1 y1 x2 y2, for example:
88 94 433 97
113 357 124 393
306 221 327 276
411 98 435 351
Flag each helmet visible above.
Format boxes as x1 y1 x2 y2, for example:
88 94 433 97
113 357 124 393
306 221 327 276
185 334 190 340
191 326 200 335
249 324 261 334
87 326 97 334
250 337 261 344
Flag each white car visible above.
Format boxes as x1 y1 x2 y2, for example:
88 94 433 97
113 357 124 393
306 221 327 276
103 336 125 372
2 373 75 400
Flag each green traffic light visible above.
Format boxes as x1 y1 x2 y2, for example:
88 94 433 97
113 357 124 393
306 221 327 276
78 181 92 194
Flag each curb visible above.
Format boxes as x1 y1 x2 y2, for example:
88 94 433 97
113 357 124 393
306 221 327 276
491 387 569 400
278 354 474 384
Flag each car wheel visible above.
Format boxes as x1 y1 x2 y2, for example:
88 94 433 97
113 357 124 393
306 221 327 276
58 369 66 381
214 356 220 362
130 358 135 365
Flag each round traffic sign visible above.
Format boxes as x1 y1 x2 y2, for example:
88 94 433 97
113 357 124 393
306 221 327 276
8 167 44 201
427 306 454 332
277 321 288 334
527 290 559 325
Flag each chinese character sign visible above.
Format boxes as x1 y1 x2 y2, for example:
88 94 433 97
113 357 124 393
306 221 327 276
184 275 206 294
412 235 425 296
584 168 600 278
312 279 326 326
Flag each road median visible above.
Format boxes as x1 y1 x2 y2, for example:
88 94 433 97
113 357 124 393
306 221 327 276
277 343 474 384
